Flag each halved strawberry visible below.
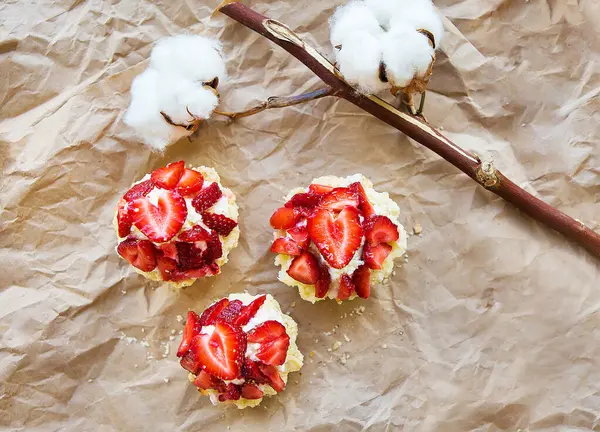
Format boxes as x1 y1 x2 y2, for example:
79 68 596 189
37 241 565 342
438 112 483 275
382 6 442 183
193 370 226 393
202 212 238 236
156 253 178 280
176 168 204 196
309 184 334 195
123 179 154 202
130 189 187 242
150 161 185 190
269 207 299 230
363 215 399 245
285 192 321 209
270 237 302 256
170 263 219 281
287 251 320 284
241 383 264 400
190 321 246 380
177 311 202 357
158 242 178 261
216 300 244 324
117 238 157 272
257 363 285 393
318 187 359 212
218 383 242 402
176 242 206 270
180 351 200 374
199 299 230 325
247 321 287 343
315 263 331 298
256 333 290 366
117 198 133 237
191 182 222 213
242 359 270 384
352 264 371 299
178 225 212 243
307 207 363 269
348 182 375 217
363 242 392 270
336 274 355 301
232 295 267 327
287 224 310 249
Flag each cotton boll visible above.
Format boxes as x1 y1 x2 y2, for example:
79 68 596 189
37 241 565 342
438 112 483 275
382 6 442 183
335 31 388 94
388 2 444 48
381 30 434 88
363 0 413 29
329 1 383 47
155 78 219 124
149 35 226 83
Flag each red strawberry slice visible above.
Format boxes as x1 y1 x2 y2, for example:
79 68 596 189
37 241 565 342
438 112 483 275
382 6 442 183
123 179 154 202
150 161 185 190
348 182 375 217
117 198 133 237
176 168 204 196
216 300 244 324
270 237 302 256
247 321 287 343
178 225 212 243
309 184 334 195
117 238 157 272
158 242 178 261
242 359 269 384
287 251 320 284
255 333 290 366
156 253 178 280
241 383 264 400
202 212 238 236
352 264 371 299
307 207 363 269
193 370 227 393
176 242 206 270
191 182 222 213
363 215 399 245
232 295 267 327
270 207 299 230
130 189 187 242
257 363 285 392
177 311 202 357
218 383 242 402
180 351 200 374
287 224 310 249
199 299 230 325
285 192 322 209
315 263 331 298
318 187 360 212
204 231 223 263
170 263 219 281
336 274 355 301
190 321 246 380
363 242 392 269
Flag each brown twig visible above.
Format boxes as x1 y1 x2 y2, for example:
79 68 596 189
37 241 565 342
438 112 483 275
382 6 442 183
218 2 600 259
214 86 335 120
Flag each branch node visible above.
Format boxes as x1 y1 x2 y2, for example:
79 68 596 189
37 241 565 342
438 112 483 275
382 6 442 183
476 160 499 189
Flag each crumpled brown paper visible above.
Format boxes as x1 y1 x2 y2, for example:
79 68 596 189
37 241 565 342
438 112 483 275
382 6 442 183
1 0 599 430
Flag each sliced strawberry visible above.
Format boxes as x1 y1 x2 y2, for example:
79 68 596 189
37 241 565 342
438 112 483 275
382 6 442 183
180 351 200 374
247 321 287 343
190 321 245 380
269 207 299 230
363 215 399 245
315 263 331 298
287 251 320 284
242 359 270 384
285 192 321 209
307 207 363 269
270 237 302 256
348 182 375 217
158 242 178 261
218 383 242 402
117 198 133 237
318 187 359 212
232 295 267 327
150 161 185 190
199 299 230 325
204 231 223 263
117 238 157 272
352 264 371 299
177 311 202 357
363 242 392 270
216 300 244 324
241 383 264 400
193 370 226 393
176 242 206 270
170 263 219 281
257 363 285 393
178 225 212 243
309 184 334 195
156 253 178 281
123 179 154 202
287 224 310 249
256 333 290 366
202 212 238 236
191 182 222 213
130 189 187 242
336 274 355 301
177 168 204 196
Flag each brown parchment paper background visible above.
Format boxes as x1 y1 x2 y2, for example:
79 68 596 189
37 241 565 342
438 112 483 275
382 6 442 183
1 0 600 431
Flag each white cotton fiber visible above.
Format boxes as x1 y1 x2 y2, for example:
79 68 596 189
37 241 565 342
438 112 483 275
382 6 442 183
388 2 444 48
363 0 412 29
155 78 219 124
336 31 388 94
149 35 226 83
329 1 383 47
381 30 434 88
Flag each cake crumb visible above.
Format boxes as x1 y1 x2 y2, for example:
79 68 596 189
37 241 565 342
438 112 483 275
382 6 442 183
169 335 176 341
140 340 150 348
290 301 296 308
327 348 332 352
343 334 351 342
121 290 126 295
381 344 388 349
164 378 170 384
332 341 342 351
141 328 145 333
134 364 138 368
339 356 347 365
413 223 422 235
310 351 316 357
88 379 93 383
176 315 184 323
171 329 176 335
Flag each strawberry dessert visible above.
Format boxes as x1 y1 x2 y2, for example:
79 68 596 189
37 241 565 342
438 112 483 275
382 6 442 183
270 174 407 302
114 162 240 288
177 293 303 409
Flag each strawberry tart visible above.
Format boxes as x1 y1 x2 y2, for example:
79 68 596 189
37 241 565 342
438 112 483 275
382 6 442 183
114 161 240 288
270 174 407 302
177 293 303 409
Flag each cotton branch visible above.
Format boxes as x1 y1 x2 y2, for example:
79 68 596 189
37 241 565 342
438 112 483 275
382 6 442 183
218 2 600 259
